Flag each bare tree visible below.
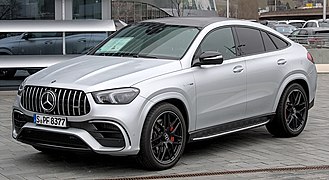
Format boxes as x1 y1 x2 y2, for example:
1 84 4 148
170 0 184 16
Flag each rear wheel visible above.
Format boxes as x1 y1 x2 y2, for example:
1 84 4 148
137 103 186 170
266 83 308 137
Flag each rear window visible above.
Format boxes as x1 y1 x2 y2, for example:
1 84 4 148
268 33 289 49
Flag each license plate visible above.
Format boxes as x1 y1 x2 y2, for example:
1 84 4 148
34 114 67 128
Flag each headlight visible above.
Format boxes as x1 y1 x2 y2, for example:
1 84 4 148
92 88 140 104
17 77 28 96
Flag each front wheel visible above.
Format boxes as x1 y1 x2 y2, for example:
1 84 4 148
137 103 186 170
266 83 309 137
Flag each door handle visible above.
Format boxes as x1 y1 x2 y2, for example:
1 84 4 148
233 65 244 73
78 38 87 43
44 41 53 45
277 59 287 65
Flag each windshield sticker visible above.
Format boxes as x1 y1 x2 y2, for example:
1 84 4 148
97 37 133 53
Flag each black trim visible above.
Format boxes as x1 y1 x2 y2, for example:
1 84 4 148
189 113 275 142
17 128 91 151
309 99 315 109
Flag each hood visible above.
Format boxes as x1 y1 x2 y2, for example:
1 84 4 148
27 55 182 92
0 35 21 44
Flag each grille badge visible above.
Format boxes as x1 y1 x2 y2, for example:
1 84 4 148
40 90 57 112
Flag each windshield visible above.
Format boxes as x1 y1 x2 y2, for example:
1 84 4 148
92 23 200 60
275 26 296 34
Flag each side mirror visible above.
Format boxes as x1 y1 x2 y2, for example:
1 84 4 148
22 33 29 40
194 51 224 66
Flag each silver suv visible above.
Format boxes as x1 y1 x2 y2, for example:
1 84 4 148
12 17 317 170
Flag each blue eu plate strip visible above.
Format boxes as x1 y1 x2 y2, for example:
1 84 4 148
33 114 36 123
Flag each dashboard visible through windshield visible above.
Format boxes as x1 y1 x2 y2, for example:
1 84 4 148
92 23 200 60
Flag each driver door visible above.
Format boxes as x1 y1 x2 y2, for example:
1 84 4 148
192 27 247 129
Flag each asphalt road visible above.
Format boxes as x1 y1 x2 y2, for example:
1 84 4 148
0 74 328 179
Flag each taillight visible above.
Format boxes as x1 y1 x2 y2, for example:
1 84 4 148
307 52 315 64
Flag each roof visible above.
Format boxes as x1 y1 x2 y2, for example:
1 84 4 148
0 20 117 32
143 17 232 28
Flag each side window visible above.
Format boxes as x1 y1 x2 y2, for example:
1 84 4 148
198 27 237 60
299 30 308 35
235 27 265 55
260 31 277 52
268 33 289 49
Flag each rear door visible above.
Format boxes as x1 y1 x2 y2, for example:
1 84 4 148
235 27 290 118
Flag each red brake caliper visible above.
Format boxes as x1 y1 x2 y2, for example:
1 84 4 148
170 127 174 142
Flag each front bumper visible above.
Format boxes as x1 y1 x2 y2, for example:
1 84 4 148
12 94 152 156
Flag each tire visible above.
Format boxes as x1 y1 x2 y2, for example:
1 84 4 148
266 83 309 137
0 69 17 79
137 103 187 170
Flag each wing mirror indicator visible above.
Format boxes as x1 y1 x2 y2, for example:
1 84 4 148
194 51 224 66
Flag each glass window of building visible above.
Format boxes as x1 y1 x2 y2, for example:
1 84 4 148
0 0 55 20
111 1 170 24
73 0 102 19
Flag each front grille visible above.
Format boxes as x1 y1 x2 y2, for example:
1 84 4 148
21 86 90 116
18 128 90 150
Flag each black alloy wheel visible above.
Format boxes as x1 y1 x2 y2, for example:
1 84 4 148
150 111 184 164
285 89 307 132
137 103 186 170
266 83 309 137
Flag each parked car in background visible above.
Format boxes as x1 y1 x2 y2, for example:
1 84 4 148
0 20 125 79
260 20 278 28
288 27 329 47
12 17 317 170
302 19 329 28
278 20 306 28
271 24 297 36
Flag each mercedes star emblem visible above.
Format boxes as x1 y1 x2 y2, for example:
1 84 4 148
40 90 57 112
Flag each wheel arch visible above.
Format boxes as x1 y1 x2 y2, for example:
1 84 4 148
0 48 13 55
273 74 310 112
137 91 193 147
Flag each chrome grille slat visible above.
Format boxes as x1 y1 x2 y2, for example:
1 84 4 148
62 90 67 115
67 90 72 116
27 87 32 111
84 95 87 115
21 86 90 116
57 89 62 115
78 91 82 116
31 86 36 112
34 87 40 113
72 91 77 116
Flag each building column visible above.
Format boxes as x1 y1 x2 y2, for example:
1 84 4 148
102 0 112 20
55 0 73 20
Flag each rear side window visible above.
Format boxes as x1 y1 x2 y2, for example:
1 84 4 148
235 27 265 55
260 31 277 52
268 34 289 49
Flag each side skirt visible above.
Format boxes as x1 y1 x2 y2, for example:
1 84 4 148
189 113 275 142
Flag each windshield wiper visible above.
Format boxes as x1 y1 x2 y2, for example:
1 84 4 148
132 54 158 59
